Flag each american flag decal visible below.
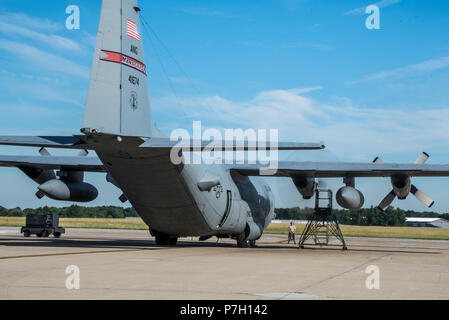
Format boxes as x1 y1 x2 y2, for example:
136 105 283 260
127 19 140 41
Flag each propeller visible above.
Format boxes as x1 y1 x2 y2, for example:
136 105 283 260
375 152 434 211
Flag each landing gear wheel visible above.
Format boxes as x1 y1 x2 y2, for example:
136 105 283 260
169 237 178 246
54 232 61 238
24 230 31 238
236 233 249 248
152 229 178 246
155 234 169 246
249 240 257 248
36 233 42 238
42 231 49 238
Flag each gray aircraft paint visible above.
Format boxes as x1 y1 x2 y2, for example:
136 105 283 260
84 0 153 138
81 0 273 237
1 0 449 242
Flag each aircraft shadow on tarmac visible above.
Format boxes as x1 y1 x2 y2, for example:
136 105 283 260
0 236 443 255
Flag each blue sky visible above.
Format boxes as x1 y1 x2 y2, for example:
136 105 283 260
0 0 449 212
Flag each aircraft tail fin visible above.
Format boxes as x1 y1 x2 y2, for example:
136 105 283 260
83 0 153 137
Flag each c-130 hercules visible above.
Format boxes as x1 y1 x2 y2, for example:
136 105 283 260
1 0 449 247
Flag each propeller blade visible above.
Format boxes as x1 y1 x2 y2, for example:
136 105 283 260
39 147 51 156
378 190 396 211
373 157 385 163
414 152 429 165
411 185 434 208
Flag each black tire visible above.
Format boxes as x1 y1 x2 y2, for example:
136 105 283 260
54 232 61 238
153 230 177 246
42 231 49 238
24 230 31 238
168 237 178 246
249 240 257 248
236 233 249 248
36 233 42 238
155 234 169 246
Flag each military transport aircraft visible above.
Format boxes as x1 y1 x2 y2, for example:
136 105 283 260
1 0 449 247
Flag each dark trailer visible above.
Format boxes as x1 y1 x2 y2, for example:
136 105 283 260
21 214 65 238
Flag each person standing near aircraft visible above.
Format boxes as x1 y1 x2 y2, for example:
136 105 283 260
288 222 297 244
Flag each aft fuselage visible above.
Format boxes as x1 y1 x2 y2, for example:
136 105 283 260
90 135 275 238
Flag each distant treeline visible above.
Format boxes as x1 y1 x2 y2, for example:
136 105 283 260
0 205 139 219
274 207 449 227
0 205 448 227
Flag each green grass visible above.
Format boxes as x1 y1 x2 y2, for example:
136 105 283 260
1 217 448 240
267 223 449 241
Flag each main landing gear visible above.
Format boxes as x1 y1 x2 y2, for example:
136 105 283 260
150 229 178 246
235 233 257 248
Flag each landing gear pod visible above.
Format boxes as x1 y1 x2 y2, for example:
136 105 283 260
245 221 263 241
235 222 263 248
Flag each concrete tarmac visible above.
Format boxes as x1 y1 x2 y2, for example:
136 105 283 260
0 227 448 300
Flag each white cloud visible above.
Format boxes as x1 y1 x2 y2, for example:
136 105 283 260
0 12 62 32
0 21 83 52
347 56 449 85
345 0 402 16
0 40 90 79
154 87 449 161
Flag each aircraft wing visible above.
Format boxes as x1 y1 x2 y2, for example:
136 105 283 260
0 155 106 172
231 161 449 178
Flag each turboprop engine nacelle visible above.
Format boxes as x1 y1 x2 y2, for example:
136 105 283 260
38 179 98 202
391 174 411 200
292 176 316 199
336 186 365 210
19 167 56 185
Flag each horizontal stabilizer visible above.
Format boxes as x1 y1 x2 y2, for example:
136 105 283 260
140 137 325 151
0 136 87 149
